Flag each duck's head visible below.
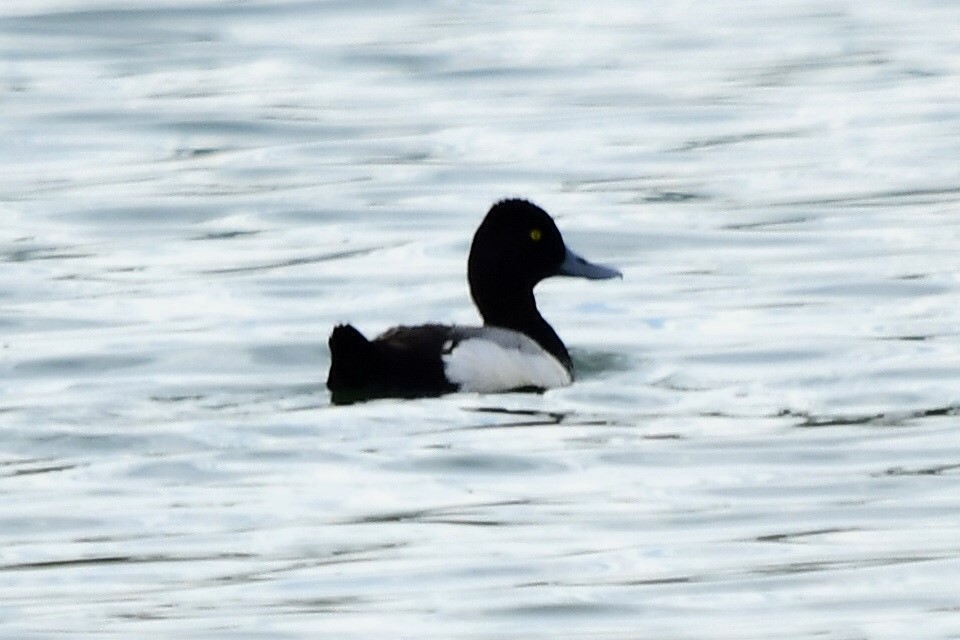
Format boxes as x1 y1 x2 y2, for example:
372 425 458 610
467 199 621 321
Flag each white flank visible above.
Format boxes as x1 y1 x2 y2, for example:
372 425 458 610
442 335 572 393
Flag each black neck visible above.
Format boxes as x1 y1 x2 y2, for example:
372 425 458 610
470 284 571 370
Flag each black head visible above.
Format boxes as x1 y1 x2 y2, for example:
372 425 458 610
468 199 567 289
467 199 620 328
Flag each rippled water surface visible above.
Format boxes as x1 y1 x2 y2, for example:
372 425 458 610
3 1 960 638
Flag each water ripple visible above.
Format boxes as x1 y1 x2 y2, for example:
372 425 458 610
3 1 960 638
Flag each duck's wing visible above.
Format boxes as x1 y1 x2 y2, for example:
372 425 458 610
374 323 457 352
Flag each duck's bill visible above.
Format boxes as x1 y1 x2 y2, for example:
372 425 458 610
557 247 622 280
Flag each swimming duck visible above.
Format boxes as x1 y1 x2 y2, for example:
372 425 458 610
327 198 621 404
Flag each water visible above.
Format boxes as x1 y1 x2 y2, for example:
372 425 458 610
2 1 960 637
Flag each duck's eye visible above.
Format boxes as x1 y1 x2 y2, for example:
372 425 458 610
529 228 542 242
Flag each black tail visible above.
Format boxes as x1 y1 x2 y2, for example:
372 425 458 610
326 324 373 392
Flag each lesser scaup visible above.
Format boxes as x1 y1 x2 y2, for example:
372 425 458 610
327 198 621 404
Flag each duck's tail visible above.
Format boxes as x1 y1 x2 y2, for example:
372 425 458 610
326 324 373 392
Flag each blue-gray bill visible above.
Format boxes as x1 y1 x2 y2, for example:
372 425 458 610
556 247 622 280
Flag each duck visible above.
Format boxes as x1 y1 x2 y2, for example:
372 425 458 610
326 198 621 404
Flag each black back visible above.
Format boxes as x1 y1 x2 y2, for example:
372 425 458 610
327 323 457 404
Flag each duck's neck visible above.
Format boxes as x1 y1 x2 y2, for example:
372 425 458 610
471 286 572 370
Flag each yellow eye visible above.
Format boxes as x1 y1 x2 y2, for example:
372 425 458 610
530 228 542 242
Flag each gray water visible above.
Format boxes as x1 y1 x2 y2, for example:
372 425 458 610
3 1 960 638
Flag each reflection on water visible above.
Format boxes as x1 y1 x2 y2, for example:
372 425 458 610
3 0 960 638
